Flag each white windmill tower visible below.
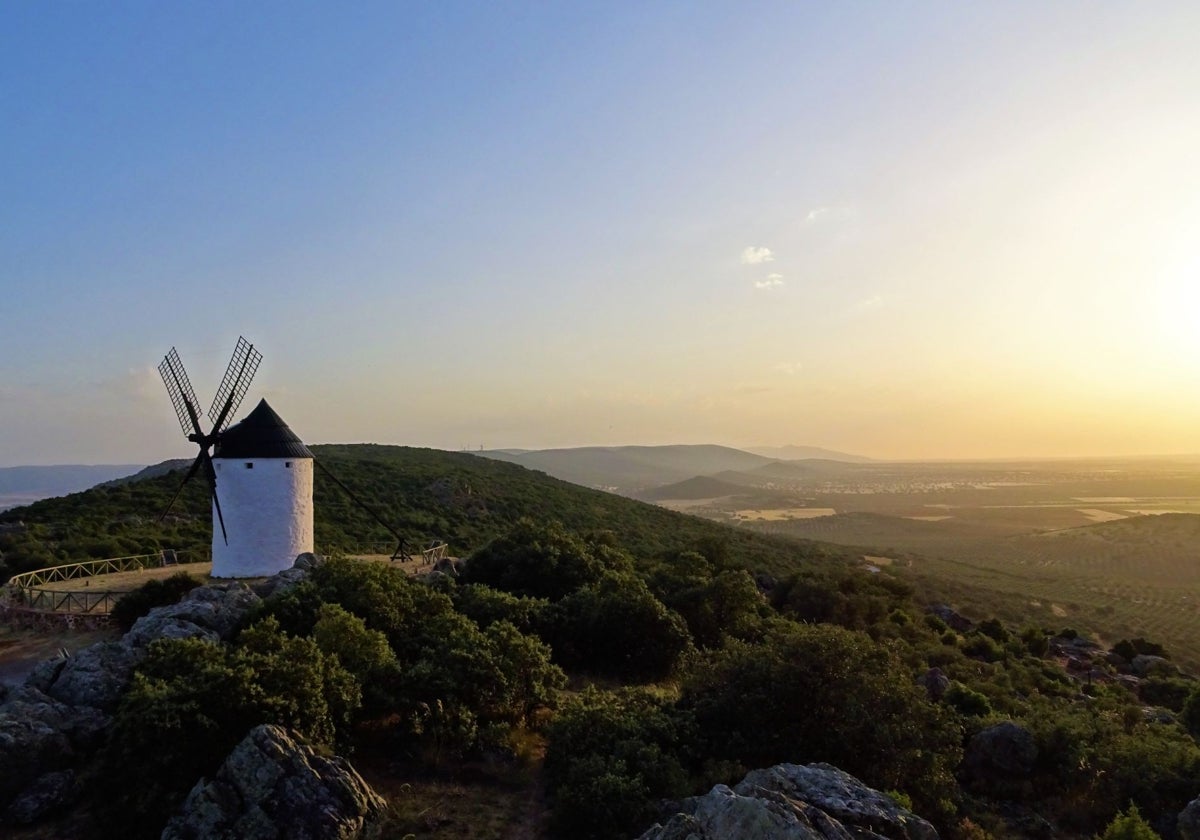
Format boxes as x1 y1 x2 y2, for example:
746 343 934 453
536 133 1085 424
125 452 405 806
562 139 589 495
158 338 314 578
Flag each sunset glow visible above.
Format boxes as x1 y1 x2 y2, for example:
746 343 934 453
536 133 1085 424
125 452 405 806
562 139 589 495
2 3 1200 464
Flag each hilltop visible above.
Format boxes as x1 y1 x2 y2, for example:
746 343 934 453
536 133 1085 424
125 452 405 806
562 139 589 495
472 443 873 495
0 464 145 512
0 444 845 582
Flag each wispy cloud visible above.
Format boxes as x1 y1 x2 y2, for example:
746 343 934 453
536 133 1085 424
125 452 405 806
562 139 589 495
804 207 829 224
741 246 775 265
773 361 803 375
857 294 884 309
755 273 784 290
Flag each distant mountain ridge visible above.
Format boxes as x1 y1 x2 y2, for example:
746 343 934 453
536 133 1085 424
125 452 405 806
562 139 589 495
743 445 874 462
0 464 145 510
475 444 775 492
474 444 869 493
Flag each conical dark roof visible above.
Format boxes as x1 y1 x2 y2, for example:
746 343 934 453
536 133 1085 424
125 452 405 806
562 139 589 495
214 399 313 459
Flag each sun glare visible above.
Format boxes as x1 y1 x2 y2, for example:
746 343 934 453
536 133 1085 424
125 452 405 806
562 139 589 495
1155 253 1200 361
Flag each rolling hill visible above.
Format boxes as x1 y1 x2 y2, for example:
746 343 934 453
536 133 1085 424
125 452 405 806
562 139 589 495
637 475 755 502
742 445 873 462
474 444 777 492
0 444 847 581
0 464 145 511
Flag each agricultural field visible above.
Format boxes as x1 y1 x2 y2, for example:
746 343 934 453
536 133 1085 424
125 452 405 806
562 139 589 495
644 456 1200 671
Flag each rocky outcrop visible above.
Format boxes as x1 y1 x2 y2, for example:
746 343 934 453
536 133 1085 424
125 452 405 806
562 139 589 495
1131 654 1175 677
161 724 386 840
0 576 269 824
3 770 77 824
961 721 1037 784
917 667 950 701
125 583 261 648
1179 796 1200 840
639 763 937 840
928 604 973 633
0 687 105 805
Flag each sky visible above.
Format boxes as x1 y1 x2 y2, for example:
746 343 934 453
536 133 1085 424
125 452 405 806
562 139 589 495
3 2 1200 465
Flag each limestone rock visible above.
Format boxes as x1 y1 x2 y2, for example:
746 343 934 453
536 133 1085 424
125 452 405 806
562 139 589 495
918 667 950 701
126 583 261 648
0 688 105 807
928 604 973 633
1179 796 1200 840
43 642 141 712
962 721 1037 783
161 724 386 840
4 770 77 824
1131 654 1175 677
24 656 66 694
253 567 309 599
639 763 937 840
294 552 324 572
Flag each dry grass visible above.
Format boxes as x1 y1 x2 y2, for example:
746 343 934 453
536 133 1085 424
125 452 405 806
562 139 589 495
37 563 214 593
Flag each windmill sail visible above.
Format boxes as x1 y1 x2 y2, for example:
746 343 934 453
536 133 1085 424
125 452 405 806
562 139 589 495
156 337 262 545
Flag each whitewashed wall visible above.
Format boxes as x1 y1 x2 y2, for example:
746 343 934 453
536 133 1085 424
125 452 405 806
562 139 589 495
210 457 313 578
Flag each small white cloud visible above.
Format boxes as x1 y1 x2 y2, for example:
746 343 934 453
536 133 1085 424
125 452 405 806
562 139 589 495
804 207 829 223
755 273 784 289
773 362 802 375
741 246 775 265
858 294 884 309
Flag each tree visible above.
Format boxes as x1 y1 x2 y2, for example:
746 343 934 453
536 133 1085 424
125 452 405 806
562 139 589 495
550 571 691 682
462 519 630 600
97 622 360 839
1098 804 1161 840
544 688 690 839
679 623 962 815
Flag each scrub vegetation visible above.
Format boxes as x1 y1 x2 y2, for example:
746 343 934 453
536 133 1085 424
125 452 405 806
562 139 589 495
4 447 1200 838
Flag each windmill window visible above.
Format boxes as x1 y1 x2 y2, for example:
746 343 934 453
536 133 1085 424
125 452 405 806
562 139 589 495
245 462 254 469
285 462 293 468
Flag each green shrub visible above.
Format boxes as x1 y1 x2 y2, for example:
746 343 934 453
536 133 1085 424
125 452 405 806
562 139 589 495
962 633 1004 662
943 682 991 717
977 618 1009 643
96 621 359 839
549 571 691 682
1098 804 1161 839
462 519 631 601
1113 638 1168 662
544 688 690 840
680 623 962 816
110 572 204 632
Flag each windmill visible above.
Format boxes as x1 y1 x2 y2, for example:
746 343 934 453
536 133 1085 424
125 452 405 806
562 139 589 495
158 336 262 547
158 337 412 577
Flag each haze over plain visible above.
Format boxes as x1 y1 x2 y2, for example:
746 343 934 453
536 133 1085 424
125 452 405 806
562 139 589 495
3 3 1199 466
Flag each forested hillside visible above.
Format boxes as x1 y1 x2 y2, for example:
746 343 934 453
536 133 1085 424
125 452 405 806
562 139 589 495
3 445 1200 839
0 444 843 582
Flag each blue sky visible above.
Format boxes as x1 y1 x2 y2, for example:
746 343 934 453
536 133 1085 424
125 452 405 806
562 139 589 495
3 3 1200 464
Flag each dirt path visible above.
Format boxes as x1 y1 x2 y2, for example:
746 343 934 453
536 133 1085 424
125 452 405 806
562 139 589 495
0 626 116 688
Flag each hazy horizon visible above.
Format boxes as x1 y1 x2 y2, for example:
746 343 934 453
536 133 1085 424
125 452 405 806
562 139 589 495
4 4 1200 466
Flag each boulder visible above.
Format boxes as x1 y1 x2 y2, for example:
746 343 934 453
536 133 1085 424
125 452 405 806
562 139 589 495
639 763 937 840
293 552 324 572
962 721 1037 783
917 668 950 701
42 642 141 712
1179 796 1200 840
432 557 464 577
161 724 386 840
0 688 105 807
1132 654 1175 677
928 604 973 633
4 770 77 824
253 567 309 599
126 584 261 647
